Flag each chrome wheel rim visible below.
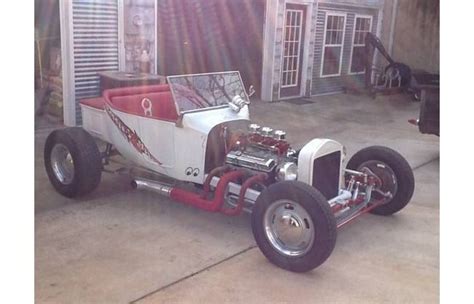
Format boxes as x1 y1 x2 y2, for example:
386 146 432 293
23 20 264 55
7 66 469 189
263 199 315 257
50 143 75 185
358 160 398 203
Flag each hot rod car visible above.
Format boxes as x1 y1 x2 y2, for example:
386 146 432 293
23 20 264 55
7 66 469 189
44 71 414 272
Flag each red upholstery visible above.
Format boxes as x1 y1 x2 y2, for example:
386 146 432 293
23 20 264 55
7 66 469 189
110 91 178 121
80 97 106 110
102 84 179 122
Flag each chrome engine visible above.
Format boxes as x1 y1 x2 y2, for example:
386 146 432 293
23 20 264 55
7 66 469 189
224 124 297 181
226 150 277 173
223 123 345 199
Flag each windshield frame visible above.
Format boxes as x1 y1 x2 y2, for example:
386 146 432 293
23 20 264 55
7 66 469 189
167 71 250 116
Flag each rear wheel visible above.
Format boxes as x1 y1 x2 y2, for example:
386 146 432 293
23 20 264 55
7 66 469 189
251 181 337 272
346 146 415 215
44 127 102 197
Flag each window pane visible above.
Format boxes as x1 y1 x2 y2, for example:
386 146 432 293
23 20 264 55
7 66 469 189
351 46 366 73
362 18 370 31
325 30 332 44
331 30 337 44
327 16 334 29
360 31 367 44
336 30 343 44
338 16 344 29
356 18 362 31
354 31 361 44
323 46 341 75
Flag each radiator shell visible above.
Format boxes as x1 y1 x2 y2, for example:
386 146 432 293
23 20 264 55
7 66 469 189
297 139 343 199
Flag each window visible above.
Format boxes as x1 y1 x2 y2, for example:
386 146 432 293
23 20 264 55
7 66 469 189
350 16 372 74
321 13 346 77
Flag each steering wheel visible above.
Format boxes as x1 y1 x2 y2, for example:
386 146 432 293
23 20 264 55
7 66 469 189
141 98 153 117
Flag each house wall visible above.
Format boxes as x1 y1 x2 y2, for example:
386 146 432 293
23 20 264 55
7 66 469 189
391 0 439 73
311 1 380 95
261 0 387 101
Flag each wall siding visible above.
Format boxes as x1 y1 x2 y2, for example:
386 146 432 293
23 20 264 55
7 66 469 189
71 0 119 124
311 2 378 95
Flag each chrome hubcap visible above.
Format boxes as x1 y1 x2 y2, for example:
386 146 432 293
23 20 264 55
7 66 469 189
264 200 315 257
51 144 75 185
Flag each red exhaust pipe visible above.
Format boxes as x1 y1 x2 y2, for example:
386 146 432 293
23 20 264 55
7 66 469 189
169 170 245 212
221 173 267 216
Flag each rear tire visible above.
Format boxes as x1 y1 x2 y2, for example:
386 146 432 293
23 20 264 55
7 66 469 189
44 127 102 197
251 181 337 272
346 146 414 215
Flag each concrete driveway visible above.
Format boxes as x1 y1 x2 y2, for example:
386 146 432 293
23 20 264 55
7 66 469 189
35 93 439 303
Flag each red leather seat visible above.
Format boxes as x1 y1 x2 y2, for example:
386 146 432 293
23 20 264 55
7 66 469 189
111 91 178 121
81 84 179 122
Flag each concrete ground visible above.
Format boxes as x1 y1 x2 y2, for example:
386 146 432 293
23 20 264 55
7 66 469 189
35 93 439 303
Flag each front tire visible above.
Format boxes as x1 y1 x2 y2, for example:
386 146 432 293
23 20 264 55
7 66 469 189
251 181 337 272
346 146 415 215
44 127 102 197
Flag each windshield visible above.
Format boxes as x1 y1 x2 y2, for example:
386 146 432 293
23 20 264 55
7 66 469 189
167 71 249 114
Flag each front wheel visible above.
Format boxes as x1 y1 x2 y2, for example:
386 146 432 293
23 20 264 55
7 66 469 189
346 146 415 215
251 181 337 272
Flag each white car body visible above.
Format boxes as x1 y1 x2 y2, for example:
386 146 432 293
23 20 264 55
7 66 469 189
82 101 251 182
80 71 343 192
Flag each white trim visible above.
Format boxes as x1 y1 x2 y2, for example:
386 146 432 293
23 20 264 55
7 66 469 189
348 14 373 75
309 3 319 97
154 0 158 74
374 7 383 70
320 11 347 78
117 0 125 71
271 1 279 100
388 0 399 56
260 0 279 101
301 2 314 97
60 0 76 126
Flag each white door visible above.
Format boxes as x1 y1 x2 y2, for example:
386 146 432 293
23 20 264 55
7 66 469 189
280 4 306 98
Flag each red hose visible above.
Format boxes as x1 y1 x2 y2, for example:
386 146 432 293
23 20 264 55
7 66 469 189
221 173 268 216
170 170 245 212
201 165 230 199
